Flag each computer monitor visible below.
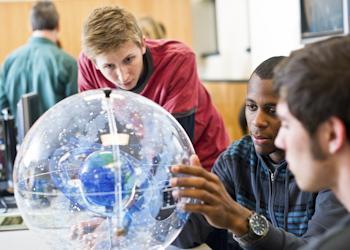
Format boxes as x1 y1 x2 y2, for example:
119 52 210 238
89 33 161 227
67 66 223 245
0 93 41 207
0 92 41 218
0 109 17 201
301 0 350 43
16 92 42 144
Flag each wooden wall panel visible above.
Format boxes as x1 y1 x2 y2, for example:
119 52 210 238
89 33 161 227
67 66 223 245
0 2 33 63
0 0 246 144
0 0 192 62
204 82 247 142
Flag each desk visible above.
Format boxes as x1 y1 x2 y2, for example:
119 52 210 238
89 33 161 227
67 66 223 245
0 208 48 250
0 207 211 249
0 227 210 250
0 229 48 250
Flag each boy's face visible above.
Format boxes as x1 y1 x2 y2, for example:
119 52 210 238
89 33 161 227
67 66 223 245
275 101 334 192
94 40 146 90
246 74 283 162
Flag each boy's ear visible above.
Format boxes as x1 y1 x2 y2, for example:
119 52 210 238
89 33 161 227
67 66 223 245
141 36 147 55
328 116 347 154
92 59 99 70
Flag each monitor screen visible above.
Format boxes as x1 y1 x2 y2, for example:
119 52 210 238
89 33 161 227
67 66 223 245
301 0 349 41
0 92 42 205
16 92 41 144
0 110 16 194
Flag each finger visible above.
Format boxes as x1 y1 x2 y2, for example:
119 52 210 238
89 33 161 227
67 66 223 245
190 154 200 166
172 187 221 205
179 202 217 216
72 225 88 240
170 175 221 195
70 225 79 240
171 164 219 184
71 218 104 240
82 233 97 249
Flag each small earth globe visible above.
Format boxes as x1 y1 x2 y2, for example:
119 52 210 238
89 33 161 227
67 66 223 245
13 89 195 250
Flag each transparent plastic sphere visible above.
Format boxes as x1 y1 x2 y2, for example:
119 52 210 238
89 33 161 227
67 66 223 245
14 89 195 250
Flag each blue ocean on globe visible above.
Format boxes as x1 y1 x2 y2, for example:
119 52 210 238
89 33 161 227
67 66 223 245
79 151 135 208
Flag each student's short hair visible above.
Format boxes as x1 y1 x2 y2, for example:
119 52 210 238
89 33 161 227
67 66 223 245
82 6 143 60
251 56 286 80
30 1 59 31
273 36 350 140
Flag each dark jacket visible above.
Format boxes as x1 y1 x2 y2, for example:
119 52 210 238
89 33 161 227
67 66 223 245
173 136 347 249
299 214 350 250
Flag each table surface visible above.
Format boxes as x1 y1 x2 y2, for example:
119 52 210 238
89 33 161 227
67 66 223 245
0 209 210 250
0 229 210 250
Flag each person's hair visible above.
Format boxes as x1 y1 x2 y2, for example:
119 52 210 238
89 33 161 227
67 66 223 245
30 1 59 31
82 6 143 59
273 36 350 141
138 16 166 39
251 56 286 80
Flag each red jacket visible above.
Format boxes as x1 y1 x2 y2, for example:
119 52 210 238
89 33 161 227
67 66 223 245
78 39 230 170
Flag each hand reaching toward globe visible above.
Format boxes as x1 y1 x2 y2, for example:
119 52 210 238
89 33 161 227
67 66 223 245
170 155 252 236
70 217 105 240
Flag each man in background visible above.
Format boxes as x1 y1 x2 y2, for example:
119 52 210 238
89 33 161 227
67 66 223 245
0 1 77 124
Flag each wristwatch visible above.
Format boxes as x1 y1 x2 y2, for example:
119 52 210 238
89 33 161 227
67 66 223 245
233 212 269 246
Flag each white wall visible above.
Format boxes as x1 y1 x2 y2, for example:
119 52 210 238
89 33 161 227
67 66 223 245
195 0 252 80
249 0 302 70
196 0 303 80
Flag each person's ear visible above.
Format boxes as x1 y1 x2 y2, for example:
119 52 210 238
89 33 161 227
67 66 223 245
327 116 346 154
140 37 147 55
92 59 99 70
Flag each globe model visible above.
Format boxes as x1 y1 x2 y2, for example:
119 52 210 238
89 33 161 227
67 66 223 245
13 89 195 250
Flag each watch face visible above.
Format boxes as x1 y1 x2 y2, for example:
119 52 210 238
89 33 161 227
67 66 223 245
250 214 268 236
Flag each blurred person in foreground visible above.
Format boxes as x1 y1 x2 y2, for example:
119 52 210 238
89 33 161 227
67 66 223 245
273 36 350 249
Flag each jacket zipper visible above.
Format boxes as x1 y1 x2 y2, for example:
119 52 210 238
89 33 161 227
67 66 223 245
268 170 279 226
